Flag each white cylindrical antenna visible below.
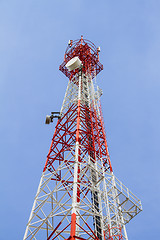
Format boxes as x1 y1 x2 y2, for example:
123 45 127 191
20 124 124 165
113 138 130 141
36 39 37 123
97 46 101 52
65 56 82 71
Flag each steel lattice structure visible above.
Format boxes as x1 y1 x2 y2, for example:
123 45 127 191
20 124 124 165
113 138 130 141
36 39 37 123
23 36 142 240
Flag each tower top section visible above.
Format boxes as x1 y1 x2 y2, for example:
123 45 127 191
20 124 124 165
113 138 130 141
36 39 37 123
59 36 103 79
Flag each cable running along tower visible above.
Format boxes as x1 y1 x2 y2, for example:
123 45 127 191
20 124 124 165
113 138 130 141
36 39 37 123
23 36 142 240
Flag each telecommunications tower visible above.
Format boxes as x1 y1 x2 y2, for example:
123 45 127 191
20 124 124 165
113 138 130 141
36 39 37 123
23 36 142 240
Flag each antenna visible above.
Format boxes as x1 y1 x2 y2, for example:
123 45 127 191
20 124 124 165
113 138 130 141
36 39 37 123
23 37 142 240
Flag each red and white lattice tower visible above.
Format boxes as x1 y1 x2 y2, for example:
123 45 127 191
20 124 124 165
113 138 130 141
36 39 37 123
23 36 142 240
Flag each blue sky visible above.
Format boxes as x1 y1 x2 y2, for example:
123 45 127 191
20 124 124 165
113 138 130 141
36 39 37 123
0 0 160 239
